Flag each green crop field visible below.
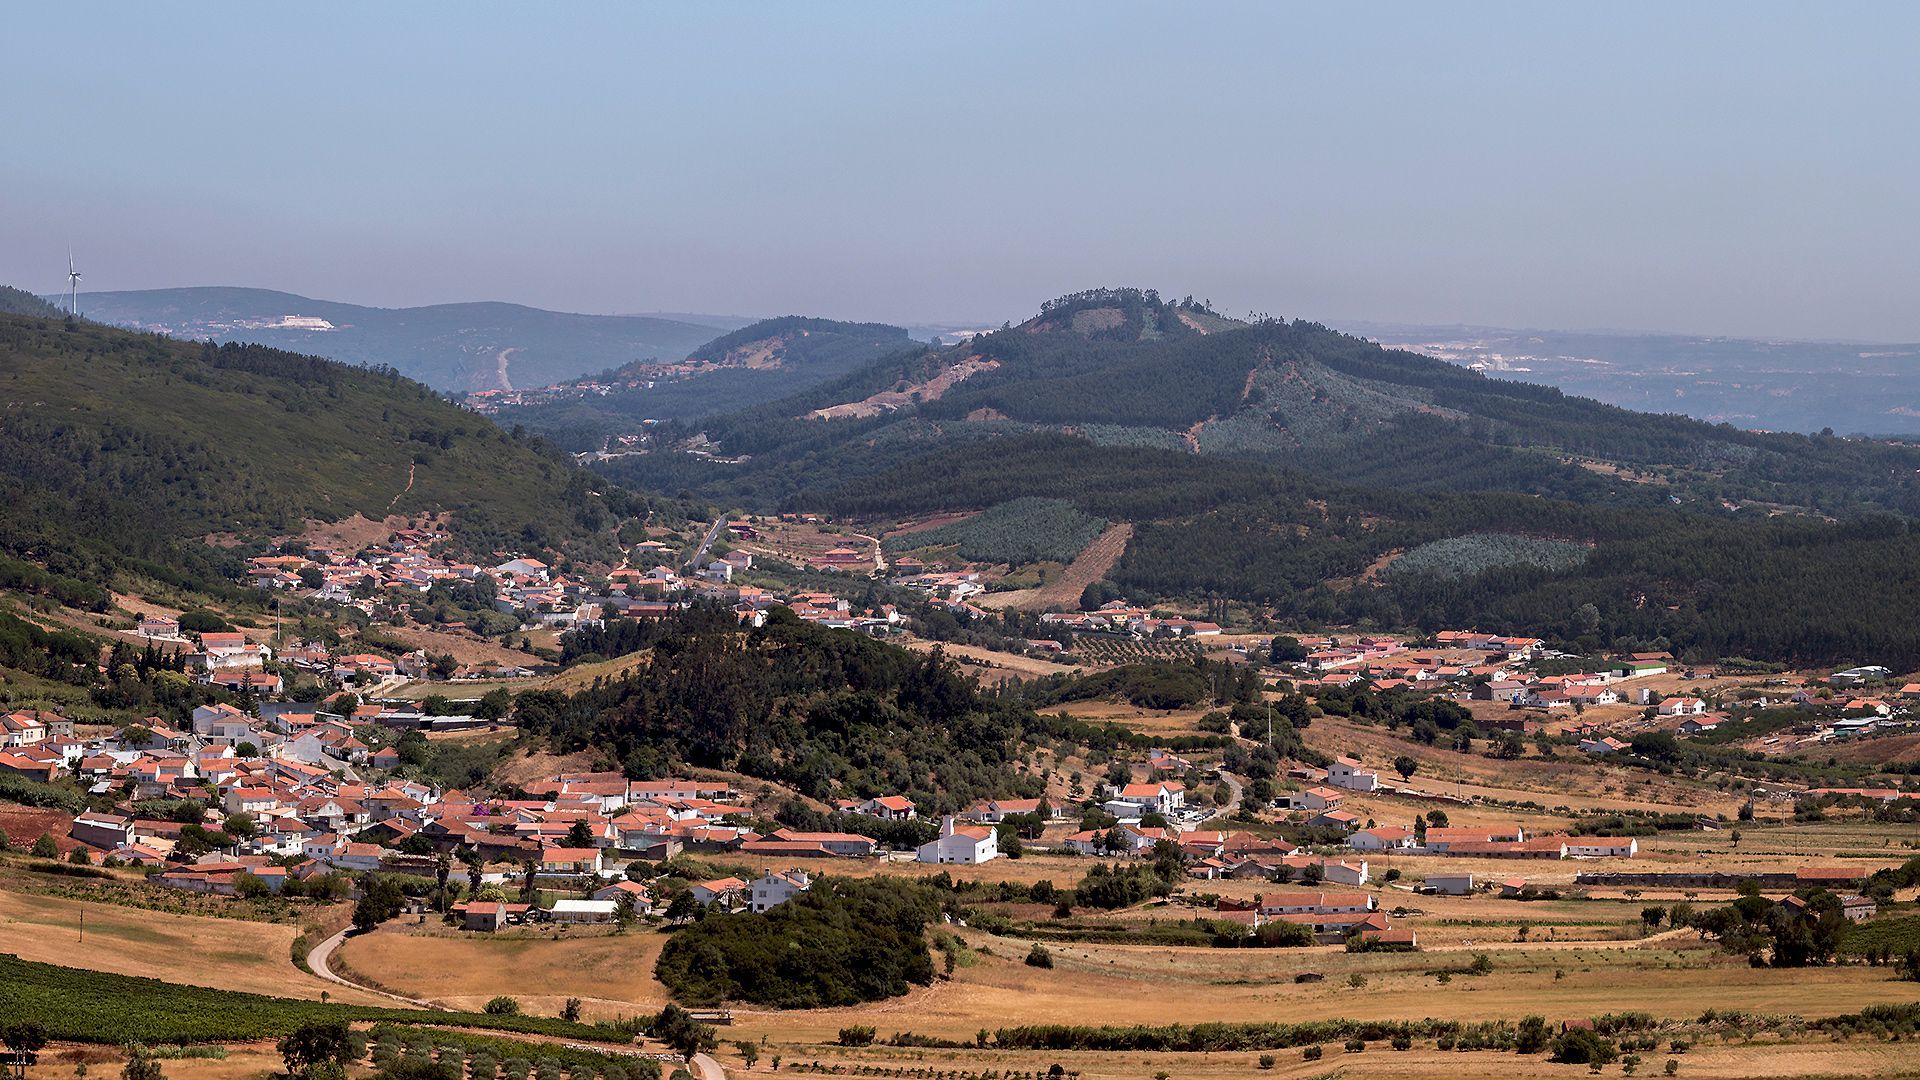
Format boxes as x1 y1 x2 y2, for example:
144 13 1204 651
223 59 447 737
0 953 643 1049
1384 532 1590 581
885 498 1107 565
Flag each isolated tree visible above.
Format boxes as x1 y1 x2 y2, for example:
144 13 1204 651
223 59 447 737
353 875 406 931
462 848 484 896
2 1023 47 1080
120 1045 164 1080
1393 755 1418 782
278 1021 353 1080
652 1004 716 1060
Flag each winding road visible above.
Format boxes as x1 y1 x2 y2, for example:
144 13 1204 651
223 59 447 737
306 927 442 1008
1205 770 1245 821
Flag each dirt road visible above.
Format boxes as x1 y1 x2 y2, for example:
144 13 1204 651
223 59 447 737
307 928 442 1008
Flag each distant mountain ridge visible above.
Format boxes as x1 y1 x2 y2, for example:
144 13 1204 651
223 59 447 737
65 286 728 392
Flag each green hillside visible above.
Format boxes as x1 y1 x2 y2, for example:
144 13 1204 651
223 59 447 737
645 287 1920 519
0 309 633 597
585 289 1920 668
0 286 63 318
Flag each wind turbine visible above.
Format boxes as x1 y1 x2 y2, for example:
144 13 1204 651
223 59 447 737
67 253 81 315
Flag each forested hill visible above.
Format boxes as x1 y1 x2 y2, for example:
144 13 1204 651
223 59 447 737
584 289 1920 668
487 316 925 451
0 286 63 318
70 286 726 392
684 315 913 366
644 287 1920 520
0 308 640 598
516 604 1055 811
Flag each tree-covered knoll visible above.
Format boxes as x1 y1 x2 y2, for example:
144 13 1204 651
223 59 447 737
685 315 912 365
522 606 1049 811
654 878 938 1007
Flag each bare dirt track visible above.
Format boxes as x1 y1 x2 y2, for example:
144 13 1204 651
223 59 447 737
976 523 1133 612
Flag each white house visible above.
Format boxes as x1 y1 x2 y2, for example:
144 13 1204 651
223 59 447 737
1348 826 1415 852
918 816 1000 865
492 557 550 582
689 876 747 908
1659 697 1708 716
1284 855 1370 886
841 795 916 821
749 869 812 912
192 704 257 745
1285 786 1346 811
1325 756 1379 792
1109 782 1183 816
1579 736 1631 755
1562 837 1639 858
591 879 653 909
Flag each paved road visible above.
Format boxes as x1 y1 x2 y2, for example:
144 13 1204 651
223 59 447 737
690 1053 728 1080
306 927 443 1008
685 515 727 571
1203 770 1245 822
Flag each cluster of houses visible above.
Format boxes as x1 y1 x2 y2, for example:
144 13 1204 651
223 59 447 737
1036 601 1224 640
1213 891 1414 946
1346 821 1639 861
0 709 76 782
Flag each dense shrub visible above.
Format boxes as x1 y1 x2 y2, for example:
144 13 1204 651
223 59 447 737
655 879 938 1008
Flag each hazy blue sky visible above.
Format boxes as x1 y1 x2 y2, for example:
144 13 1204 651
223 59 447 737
5 3 1918 337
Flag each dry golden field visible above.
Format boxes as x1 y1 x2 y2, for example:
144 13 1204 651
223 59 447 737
335 920 674 1017
0 886 386 1004
734 1040 1920 1080
328 888 1920 1041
